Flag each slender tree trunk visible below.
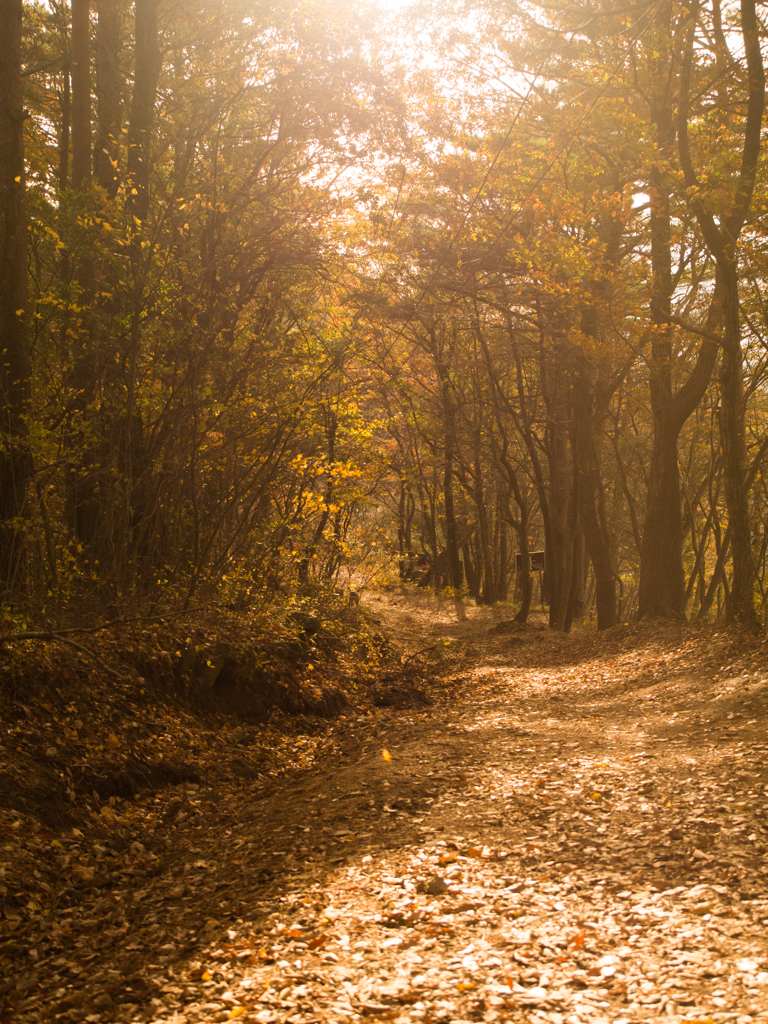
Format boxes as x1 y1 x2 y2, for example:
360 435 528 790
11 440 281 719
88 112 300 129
719 265 755 623
442 442 463 593
431 335 466 617
677 0 764 626
638 74 685 618
126 0 161 223
462 537 479 598
71 0 91 189
571 155 631 631
572 353 616 629
94 0 122 196
397 477 408 577
552 436 578 631
495 487 508 601
516 533 533 623
58 47 71 190
0 0 31 588
472 427 497 604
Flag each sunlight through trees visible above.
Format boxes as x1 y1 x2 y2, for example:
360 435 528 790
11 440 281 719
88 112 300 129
2 0 768 629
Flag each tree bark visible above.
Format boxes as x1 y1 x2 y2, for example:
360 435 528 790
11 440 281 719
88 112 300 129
0 0 31 588
94 0 122 196
719 264 755 624
70 0 91 189
126 0 161 223
637 1 722 620
572 353 617 629
677 0 764 626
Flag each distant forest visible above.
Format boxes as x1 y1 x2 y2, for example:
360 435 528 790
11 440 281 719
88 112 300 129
2 0 768 630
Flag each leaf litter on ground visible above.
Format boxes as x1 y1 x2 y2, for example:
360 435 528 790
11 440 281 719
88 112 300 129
2 593 768 1023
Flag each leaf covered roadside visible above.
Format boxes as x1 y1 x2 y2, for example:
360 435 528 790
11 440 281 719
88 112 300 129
2 596 768 1023
0 599 434 985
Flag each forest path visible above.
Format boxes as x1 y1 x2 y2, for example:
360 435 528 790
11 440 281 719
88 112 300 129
8 593 768 1024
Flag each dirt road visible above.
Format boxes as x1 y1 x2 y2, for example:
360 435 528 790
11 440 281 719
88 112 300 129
6 594 768 1023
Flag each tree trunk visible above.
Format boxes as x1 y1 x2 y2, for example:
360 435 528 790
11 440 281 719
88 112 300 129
640 422 686 616
720 266 756 624
677 0 764 626
397 477 408 577
58 30 71 191
472 427 497 604
552 436 578 631
572 353 616 630
0 0 31 588
442 442 463 593
94 0 122 197
495 486 509 602
638 41 720 619
515 534 533 623
70 0 91 189
563 530 586 633
126 0 161 223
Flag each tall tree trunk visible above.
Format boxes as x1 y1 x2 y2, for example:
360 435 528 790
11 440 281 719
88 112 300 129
126 0 161 223
397 477 408 577
58 42 71 190
495 486 509 601
0 0 31 588
677 0 764 626
442 438 463 593
71 0 91 189
563 530 586 633
572 352 617 630
471 424 497 605
719 265 755 623
433 344 466 619
547 394 574 630
639 64 684 618
552 435 578 631
638 15 719 619
94 0 122 196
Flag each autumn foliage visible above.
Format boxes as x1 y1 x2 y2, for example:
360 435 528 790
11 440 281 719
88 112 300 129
1 0 768 630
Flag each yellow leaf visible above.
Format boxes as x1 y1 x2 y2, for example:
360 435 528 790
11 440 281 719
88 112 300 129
71 864 94 881
382 749 392 762
228 1009 246 1019
106 732 120 750
14 176 21 183
202 970 211 981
